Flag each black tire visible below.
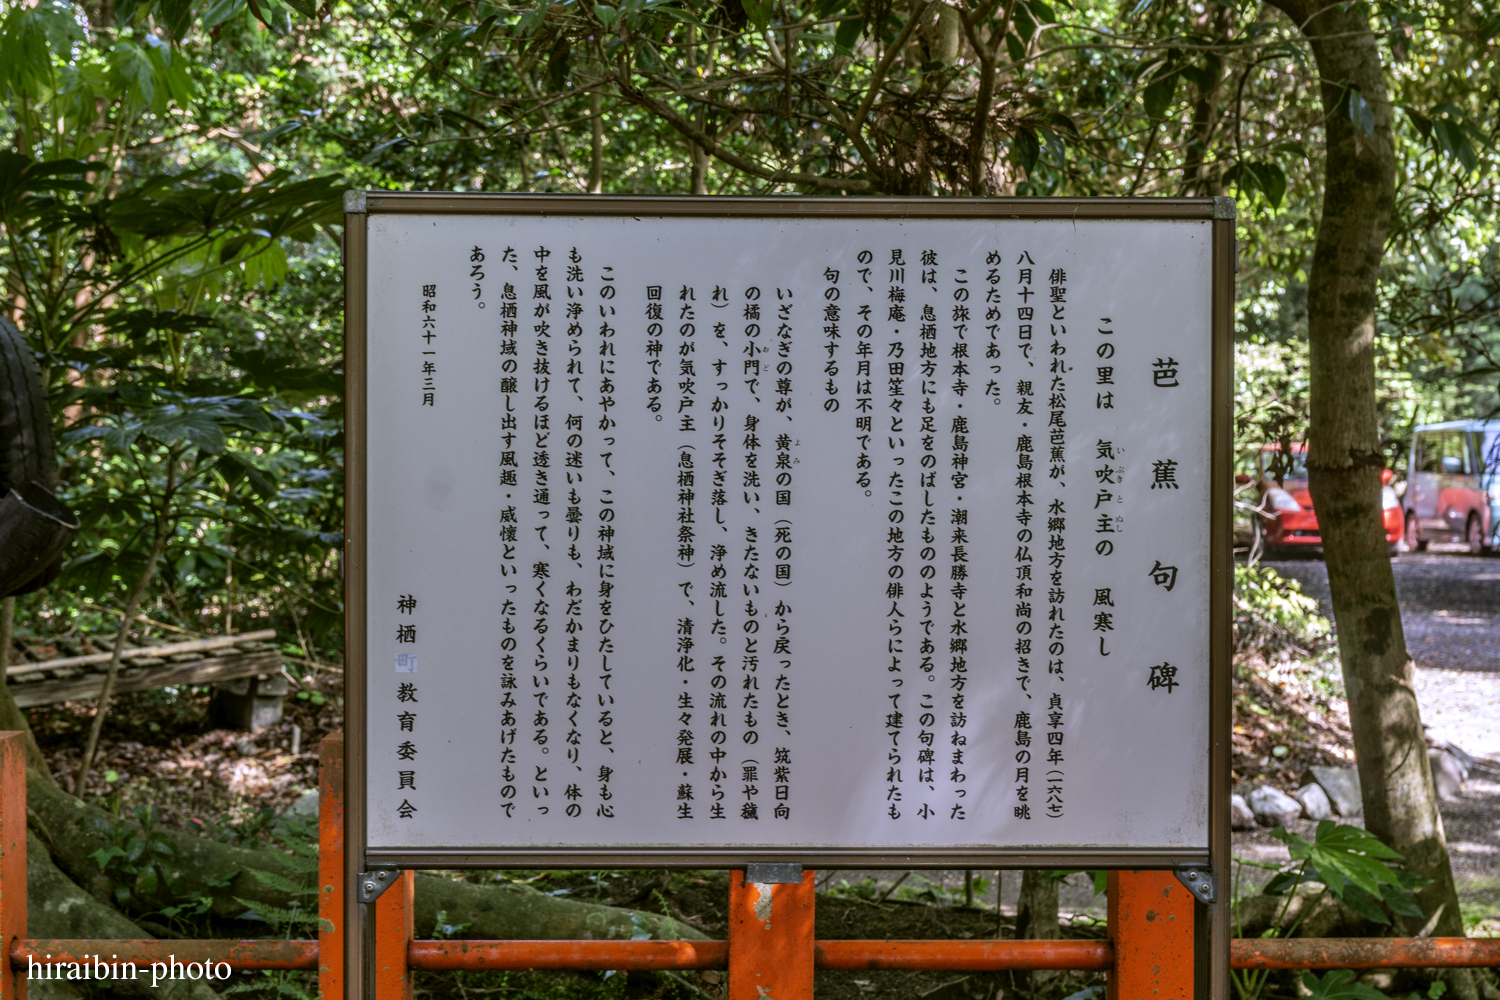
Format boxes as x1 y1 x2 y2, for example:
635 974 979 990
0 315 73 595
1466 513 1484 556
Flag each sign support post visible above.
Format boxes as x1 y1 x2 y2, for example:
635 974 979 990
374 871 415 1000
319 732 346 1000
1109 871 1197 1000
729 868 816 1000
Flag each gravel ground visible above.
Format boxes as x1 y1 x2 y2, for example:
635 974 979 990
1263 546 1500 756
1258 546 1500 930
1264 545 1500 674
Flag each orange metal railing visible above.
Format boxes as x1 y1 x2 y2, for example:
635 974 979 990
13 937 1500 974
3 730 1496 1000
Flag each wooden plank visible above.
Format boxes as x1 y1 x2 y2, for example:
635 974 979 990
8 629 277 676
9 650 283 708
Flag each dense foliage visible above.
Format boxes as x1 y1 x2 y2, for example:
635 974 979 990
0 0 1495 651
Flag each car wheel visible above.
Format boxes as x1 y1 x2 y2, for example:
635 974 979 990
1466 513 1484 555
1389 540 1400 557
1405 512 1426 552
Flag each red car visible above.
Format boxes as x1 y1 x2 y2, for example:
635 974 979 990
1242 445 1403 555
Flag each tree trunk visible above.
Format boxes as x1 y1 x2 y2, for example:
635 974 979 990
27 769 708 943
28 832 221 1000
1014 871 1058 940
76 521 171 789
589 91 604 194
1265 0 1468 958
1015 871 1059 986
0 596 53 780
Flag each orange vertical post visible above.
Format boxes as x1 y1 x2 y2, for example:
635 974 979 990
0 732 26 1000
727 868 815 1000
373 870 414 1000
1108 871 1195 1000
318 732 345 1000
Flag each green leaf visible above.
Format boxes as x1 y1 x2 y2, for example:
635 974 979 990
1273 821 1405 904
216 452 279 502
1460 120 1495 152
1250 161 1286 209
141 409 227 454
1432 118 1477 171
834 14 863 51
1336 882 1392 925
1010 128 1039 172
1004 30 1025 63
1262 868 1303 896
1012 1 1036 42
135 866 159 898
1143 73 1176 119
157 0 193 40
148 831 176 858
1301 970 1389 1000
545 35 570 89
201 0 246 27
741 0 773 27
1024 0 1055 23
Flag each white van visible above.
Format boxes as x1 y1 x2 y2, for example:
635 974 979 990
1402 420 1500 554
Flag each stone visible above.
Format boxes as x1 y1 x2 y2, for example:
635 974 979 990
1429 749 1468 802
210 673 288 731
286 789 319 818
1304 765 1363 817
1247 785 1302 827
1292 783 1333 821
1230 794 1256 831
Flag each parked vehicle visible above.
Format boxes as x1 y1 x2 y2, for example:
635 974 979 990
1242 444 1403 556
1402 420 1500 554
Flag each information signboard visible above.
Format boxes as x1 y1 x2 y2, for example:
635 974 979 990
344 194 1232 871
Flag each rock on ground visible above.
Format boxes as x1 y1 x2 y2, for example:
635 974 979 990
1247 785 1302 827
1293 783 1333 820
1430 749 1469 801
1303 765 1362 817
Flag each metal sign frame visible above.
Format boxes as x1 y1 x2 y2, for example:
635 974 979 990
343 192 1234 998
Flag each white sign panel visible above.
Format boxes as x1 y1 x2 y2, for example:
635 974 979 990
359 209 1215 856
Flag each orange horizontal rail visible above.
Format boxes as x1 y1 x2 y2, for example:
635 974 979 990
405 939 1113 971
15 937 1500 974
815 940 1113 971
1231 938 1500 970
408 940 727 970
